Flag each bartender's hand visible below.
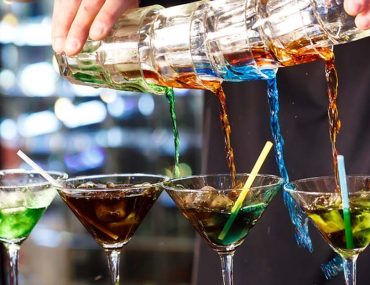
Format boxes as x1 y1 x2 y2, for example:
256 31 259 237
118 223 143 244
52 0 139 56
344 0 370 29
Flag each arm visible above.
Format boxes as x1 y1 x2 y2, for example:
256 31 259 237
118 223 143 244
51 0 139 56
344 0 370 29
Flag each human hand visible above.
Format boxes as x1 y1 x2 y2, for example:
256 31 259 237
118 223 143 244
344 0 370 29
52 0 139 56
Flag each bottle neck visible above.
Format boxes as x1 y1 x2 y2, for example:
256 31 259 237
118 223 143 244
56 6 168 95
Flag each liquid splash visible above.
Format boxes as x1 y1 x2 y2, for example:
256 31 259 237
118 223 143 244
321 255 343 279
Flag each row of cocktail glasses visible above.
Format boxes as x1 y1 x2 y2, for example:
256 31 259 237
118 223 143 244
0 169 369 285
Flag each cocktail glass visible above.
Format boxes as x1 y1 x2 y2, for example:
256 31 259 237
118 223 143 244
285 176 370 285
0 169 67 285
163 173 283 285
56 174 168 285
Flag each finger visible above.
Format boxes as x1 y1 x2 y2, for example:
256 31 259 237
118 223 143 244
51 0 82 53
90 0 140 40
355 7 370 29
344 0 367 16
65 0 106 56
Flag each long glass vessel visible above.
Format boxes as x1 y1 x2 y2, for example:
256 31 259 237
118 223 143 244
56 0 370 94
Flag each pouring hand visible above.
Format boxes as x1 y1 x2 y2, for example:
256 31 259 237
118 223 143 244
344 0 370 29
51 0 139 56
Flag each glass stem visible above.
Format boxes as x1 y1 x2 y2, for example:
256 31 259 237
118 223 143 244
105 249 121 285
218 251 234 285
343 255 358 285
4 243 20 285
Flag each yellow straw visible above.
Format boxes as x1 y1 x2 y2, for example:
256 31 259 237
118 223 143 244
218 141 273 240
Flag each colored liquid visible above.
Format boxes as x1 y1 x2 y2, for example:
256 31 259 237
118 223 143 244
160 73 237 179
270 38 334 67
306 197 370 257
0 207 46 242
214 86 236 179
183 202 267 250
324 58 340 183
223 48 277 81
165 88 181 177
266 78 289 182
59 188 161 248
70 67 167 95
274 42 341 183
157 72 237 178
266 76 313 250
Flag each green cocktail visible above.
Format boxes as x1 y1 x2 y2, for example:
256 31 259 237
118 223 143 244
306 196 370 257
0 169 67 285
286 176 370 285
182 202 267 249
0 206 46 242
164 174 283 285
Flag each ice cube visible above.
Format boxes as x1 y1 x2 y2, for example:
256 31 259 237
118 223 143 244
192 186 216 207
182 193 198 208
95 200 127 222
0 191 26 209
209 195 233 210
77 182 106 189
106 182 116 188
352 211 370 234
26 188 56 209
352 193 370 209
312 195 341 209
0 206 26 215
124 212 138 225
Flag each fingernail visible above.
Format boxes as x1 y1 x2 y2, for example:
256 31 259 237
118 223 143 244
65 38 81 55
90 23 105 39
52 37 65 53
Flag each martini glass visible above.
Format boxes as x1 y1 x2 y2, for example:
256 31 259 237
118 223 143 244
163 173 283 285
285 176 370 285
0 169 67 285
56 173 167 285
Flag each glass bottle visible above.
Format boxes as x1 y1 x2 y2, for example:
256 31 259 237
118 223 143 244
55 0 370 94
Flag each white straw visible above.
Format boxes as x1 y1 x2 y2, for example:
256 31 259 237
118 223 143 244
17 150 61 187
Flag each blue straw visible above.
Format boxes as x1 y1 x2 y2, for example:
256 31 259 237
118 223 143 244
337 155 354 249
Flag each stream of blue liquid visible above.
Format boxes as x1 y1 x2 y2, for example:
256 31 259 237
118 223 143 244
266 78 313 251
266 76 342 278
216 64 314 250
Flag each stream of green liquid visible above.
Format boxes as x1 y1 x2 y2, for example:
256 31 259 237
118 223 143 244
165 88 181 178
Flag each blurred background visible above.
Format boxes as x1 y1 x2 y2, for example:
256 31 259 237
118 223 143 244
0 1 203 284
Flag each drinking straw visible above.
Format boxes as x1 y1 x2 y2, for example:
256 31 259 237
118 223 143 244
337 155 354 249
218 141 273 240
17 150 61 187
17 150 119 240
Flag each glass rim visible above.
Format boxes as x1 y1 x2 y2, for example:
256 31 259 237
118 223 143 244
284 175 370 195
0 169 68 189
163 173 283 192
59 173 169 193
